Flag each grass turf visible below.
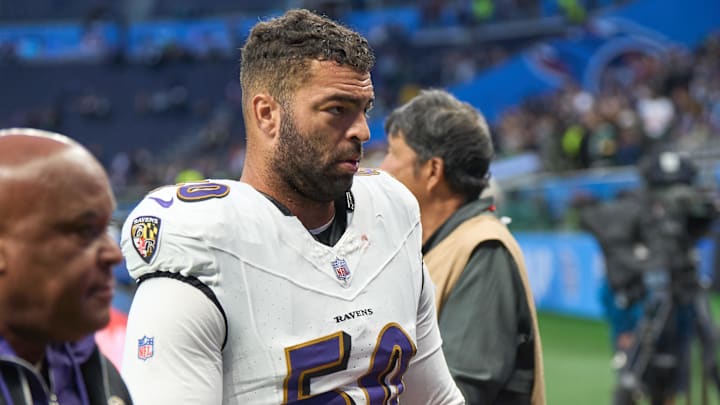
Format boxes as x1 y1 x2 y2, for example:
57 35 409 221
540 294 720 405
540 312 614 404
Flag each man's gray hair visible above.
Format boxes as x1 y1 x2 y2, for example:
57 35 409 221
385 89 494 201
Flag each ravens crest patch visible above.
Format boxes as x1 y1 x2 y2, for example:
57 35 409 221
130 216 161 263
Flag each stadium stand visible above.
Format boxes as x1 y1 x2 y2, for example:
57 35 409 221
1 0 718 224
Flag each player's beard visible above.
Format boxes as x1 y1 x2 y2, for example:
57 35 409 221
273 109 362 203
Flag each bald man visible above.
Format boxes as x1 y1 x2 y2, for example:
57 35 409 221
0 128 133 404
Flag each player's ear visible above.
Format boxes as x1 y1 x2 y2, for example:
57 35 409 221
252 93 281 139
425 156 445 192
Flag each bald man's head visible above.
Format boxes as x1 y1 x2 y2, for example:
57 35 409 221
0 128 122 348
0 127 81 168
0 128 105 233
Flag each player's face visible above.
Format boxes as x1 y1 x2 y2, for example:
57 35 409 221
272 60 374 202
1 151 122 342
380 132 426 201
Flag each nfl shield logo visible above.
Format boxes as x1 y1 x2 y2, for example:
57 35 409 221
137 336 154 361
332 257 351 282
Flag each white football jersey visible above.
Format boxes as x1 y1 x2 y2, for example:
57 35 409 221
121 170 463 404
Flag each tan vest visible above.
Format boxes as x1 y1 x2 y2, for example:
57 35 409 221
424 214 546 405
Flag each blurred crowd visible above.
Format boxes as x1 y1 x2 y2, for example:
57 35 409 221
108 30 720 204
495 33 720 171
0 0 624 24
1 0 718 214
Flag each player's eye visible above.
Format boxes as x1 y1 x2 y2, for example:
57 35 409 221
327 106 345 115
364 103 374 118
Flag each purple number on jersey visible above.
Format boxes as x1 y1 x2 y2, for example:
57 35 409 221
176 182 230 202
283 331 354 404
282 323 416 404
358 323 417 404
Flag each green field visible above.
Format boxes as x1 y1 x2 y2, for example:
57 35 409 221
541 294 720 405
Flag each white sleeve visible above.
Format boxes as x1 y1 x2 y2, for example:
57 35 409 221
401 264 465 404
121 277 225 405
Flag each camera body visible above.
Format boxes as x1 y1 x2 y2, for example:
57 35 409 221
585 151 719 404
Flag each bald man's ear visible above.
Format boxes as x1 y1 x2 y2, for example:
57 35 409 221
252 93 281 139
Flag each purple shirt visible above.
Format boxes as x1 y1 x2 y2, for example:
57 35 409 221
0 335 96 405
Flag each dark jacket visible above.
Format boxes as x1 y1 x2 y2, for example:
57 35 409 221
423 198 537 405
0 335 132 405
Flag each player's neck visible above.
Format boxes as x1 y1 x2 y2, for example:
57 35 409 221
281 196 336 230
250 184 336 229
242 170 337 229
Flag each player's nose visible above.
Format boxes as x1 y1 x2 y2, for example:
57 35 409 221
348 113 371 143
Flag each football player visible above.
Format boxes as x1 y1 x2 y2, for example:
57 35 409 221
120 9 465 404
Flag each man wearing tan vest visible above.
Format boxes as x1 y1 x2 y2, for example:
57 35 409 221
380 89 545 405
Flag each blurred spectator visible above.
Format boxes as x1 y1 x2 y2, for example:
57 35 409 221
73 91 113 120
175 167 204 183
110 151 132 189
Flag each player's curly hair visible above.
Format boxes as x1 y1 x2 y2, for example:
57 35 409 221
385 89 494 201
240 9 375 108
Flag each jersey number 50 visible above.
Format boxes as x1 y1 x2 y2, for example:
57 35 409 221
283 323 416 404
